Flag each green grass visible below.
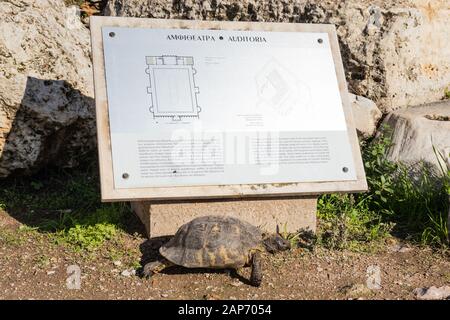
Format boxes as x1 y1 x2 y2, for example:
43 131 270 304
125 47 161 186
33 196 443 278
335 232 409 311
0 159 132 252
317 194 393 251
0 224 40 246
444 87 450 100
34 254 51 269
279 223 317 250
0 229 25 246
317 126 449 250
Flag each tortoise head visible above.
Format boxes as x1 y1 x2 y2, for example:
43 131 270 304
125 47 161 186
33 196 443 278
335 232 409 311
262 227 291 253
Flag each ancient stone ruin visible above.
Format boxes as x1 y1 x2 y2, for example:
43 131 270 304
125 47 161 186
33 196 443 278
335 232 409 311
0 0 449 176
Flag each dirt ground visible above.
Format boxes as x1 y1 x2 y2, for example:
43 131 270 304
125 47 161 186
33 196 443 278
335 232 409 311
0 209 449 300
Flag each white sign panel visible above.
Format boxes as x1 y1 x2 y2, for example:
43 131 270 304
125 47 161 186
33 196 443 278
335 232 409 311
102 26 356 189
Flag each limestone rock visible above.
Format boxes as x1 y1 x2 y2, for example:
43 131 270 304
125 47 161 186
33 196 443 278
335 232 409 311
349 93 382 138
414 286 450 300
302 0 450 112
381 100 450 175
0 0 95 177
104 0 450 111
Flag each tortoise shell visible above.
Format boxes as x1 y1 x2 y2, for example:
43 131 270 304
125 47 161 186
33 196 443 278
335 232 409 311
159 216 263 269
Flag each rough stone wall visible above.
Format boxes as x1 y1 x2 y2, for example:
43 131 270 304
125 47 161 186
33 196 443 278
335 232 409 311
0 0 95 177
104 0 450 112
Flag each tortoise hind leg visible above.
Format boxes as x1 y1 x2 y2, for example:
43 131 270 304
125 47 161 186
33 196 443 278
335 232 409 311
142 258 173 278
250 251 262 287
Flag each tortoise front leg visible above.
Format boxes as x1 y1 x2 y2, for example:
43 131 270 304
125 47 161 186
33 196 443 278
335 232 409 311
142 258 173 278
250 251 262 287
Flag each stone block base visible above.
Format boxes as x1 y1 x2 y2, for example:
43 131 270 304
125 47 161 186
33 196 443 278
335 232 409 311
131 196 317 238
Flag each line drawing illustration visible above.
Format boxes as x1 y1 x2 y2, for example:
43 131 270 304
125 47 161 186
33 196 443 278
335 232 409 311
145 55 201 121
255 58 312 117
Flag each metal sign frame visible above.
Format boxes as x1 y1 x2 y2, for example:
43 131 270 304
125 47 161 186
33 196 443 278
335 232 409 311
90 16 367 201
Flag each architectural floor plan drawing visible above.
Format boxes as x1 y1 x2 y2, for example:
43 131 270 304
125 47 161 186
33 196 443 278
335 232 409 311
255 59 312 117
145 55 201 121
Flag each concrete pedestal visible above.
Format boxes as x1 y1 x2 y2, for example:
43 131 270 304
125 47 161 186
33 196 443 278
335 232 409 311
131 196 317 238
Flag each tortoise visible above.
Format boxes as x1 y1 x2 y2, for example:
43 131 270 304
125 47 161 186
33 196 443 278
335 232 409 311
142 215 291 286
